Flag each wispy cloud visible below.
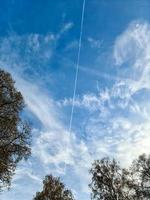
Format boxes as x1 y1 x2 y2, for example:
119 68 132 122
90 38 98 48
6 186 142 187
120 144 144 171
59 20 150 167
2 20 150 200
0 27 92 200
56 22 74 40
87 37 103 49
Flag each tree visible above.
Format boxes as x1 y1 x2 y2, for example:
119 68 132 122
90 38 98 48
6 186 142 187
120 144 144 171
89 157 136 200
0 69 31 190
33 175 75 200
131 154 150 199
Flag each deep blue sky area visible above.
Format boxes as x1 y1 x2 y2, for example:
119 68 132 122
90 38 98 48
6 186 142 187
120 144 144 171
1 0 150 200
0 0 82 34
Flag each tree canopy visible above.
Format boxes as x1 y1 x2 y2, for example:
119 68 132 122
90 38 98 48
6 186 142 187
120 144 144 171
33 175 75 200
130 154 150 199
0 69 31 190
90 154 150 200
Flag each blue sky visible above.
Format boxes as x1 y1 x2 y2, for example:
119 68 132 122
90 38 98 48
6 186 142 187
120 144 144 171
1 0 150 200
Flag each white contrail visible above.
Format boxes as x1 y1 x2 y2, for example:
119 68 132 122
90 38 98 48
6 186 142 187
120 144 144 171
69 0 86 134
